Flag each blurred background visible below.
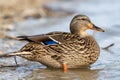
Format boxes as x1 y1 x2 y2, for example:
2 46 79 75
0 0 120 80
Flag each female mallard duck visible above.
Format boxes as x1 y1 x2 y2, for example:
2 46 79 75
1 15 104 72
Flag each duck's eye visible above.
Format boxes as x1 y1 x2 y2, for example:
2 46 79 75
81 18 86 20
76 18 86 20
81 18 91 22
76 18 85 20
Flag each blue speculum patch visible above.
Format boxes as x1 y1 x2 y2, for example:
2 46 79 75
43 40 58 45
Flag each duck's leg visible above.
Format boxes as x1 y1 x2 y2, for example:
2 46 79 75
63 62 68 72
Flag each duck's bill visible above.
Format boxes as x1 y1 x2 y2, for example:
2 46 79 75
92 24 105 32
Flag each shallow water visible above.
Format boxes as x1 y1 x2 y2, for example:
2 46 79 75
0 0 120 80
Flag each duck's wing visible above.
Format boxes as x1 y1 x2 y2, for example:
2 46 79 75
17 31 69 44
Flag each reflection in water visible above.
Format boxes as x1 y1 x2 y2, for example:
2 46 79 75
26 68 100 80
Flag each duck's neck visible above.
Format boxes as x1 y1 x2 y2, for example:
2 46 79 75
71 29 88 37
70 25 88 37
79 31 88 37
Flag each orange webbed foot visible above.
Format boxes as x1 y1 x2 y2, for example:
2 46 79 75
63 62 68 72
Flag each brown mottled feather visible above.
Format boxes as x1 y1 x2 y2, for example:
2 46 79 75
19 34 100 68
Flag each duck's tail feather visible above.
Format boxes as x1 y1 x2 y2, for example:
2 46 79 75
0 51 32 58
17 36 33 42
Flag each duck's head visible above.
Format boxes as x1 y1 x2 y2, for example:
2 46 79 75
70 15 104 35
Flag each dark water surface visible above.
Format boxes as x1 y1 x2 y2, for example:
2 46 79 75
0 0 120 80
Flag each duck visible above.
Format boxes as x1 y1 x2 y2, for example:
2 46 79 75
0 14 104 72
